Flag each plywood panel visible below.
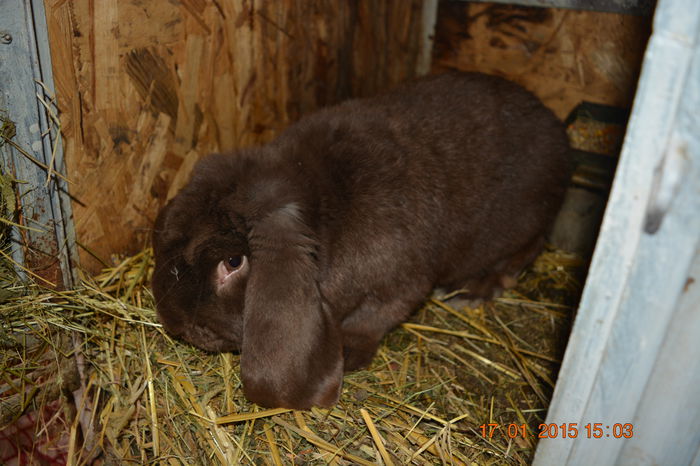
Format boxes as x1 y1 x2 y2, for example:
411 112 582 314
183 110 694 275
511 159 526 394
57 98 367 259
43 0 425 273
433 1 651 119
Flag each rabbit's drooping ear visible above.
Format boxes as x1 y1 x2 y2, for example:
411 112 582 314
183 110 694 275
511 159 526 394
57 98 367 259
240 203 344 409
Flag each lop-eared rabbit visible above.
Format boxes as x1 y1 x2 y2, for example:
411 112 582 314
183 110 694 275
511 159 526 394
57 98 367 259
152 72 570 409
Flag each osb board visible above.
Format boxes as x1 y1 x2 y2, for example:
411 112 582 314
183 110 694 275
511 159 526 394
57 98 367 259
44 0 425 273
432 1 652 119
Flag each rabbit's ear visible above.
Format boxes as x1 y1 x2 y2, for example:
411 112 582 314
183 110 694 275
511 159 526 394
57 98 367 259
240 203 344 409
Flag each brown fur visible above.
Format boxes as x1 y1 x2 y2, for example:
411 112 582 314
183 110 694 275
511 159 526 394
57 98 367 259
151 72 570 409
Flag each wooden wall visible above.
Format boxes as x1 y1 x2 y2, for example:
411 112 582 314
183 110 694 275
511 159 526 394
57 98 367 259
44 0 426 273
433 1 652 119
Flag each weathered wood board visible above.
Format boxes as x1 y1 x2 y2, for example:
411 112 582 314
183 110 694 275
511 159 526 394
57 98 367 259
44 0 426 272
432 1 652 119
1 0 79 287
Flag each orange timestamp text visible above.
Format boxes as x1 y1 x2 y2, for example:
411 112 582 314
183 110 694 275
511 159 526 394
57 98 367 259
479 423 634 439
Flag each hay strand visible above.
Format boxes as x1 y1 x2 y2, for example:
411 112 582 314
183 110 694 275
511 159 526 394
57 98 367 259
360 408 395 465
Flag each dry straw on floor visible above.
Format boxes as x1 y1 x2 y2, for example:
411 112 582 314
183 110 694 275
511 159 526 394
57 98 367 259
0 241 583 464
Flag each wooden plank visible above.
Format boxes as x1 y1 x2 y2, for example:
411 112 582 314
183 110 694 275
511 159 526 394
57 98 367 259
533 0 700 463
43 0 426 273
432 2 651 119
417 0 439 75
0 0 78 287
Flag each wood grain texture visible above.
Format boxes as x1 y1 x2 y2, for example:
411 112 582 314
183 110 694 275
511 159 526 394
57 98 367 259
432 1 651 119
44 0 425 272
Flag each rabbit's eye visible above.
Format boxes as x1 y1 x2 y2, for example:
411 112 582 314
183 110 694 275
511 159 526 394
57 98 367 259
215 255 248 294
227 256 244 270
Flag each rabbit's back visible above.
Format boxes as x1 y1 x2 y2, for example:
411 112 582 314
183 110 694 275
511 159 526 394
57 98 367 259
272 72 569 306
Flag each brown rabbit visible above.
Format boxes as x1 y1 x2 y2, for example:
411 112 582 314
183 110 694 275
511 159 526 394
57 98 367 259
151 72 570 409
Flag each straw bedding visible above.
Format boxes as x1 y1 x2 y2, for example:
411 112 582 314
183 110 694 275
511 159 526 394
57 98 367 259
0 240 582 464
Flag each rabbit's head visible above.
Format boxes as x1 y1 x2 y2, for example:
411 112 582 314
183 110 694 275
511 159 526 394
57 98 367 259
152 152 343 409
